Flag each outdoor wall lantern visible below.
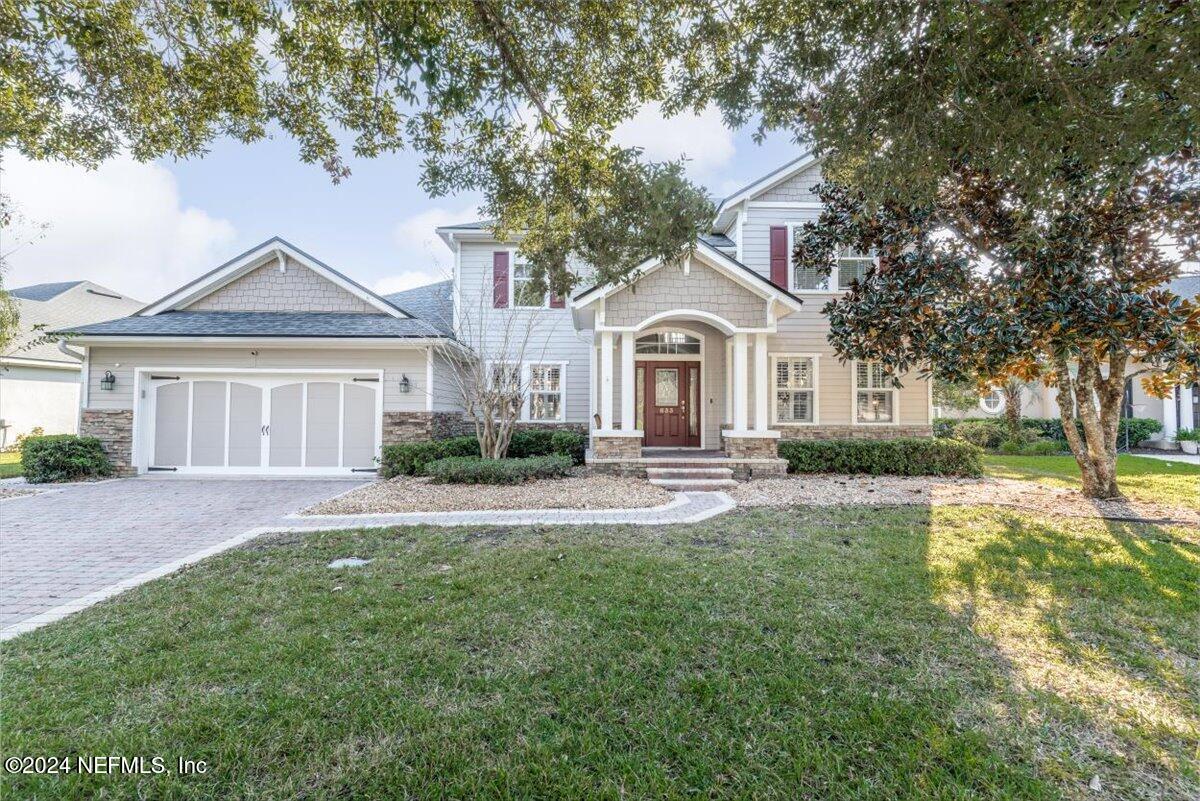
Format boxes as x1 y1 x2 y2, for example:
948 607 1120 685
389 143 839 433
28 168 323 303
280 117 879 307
100 371 116 391
398 374 411 394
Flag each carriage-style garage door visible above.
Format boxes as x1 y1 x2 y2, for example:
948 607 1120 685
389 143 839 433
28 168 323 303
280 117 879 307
146 371 381 474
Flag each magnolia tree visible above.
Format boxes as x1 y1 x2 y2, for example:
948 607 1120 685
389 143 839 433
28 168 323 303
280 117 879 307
428 281 560 460
794 166 1200 499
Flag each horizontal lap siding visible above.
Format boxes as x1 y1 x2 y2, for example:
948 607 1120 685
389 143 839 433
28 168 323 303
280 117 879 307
741 207 821 280
457 241 593 423
85 346 430 412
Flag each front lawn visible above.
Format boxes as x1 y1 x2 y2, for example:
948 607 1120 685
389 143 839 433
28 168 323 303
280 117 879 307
0 451 21 479
2 507 1195 799
983 453 1200 508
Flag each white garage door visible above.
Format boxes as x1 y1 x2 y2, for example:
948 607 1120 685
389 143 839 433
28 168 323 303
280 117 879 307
146 372 381 475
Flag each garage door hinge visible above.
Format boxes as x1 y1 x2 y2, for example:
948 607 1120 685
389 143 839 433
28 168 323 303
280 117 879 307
351 377 379 382
149 374 181 380
147 466 178 472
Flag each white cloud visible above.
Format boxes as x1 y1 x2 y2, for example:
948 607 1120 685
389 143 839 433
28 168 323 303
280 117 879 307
2 153 237 302
613 103 736 177
380 203 479 294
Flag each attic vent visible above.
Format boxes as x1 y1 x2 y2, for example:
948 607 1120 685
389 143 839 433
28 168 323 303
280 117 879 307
86 288 123 299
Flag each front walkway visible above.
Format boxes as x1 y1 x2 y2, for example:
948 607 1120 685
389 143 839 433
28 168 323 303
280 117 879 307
0 476 366 639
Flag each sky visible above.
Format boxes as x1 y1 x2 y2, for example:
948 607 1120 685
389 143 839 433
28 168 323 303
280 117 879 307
2 105 801 304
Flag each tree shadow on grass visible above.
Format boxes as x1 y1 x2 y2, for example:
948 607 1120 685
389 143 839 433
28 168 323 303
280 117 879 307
939 507 1199 798
2 504 1197 799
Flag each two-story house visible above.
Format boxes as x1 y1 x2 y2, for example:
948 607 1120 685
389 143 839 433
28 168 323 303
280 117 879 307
62 155 933 476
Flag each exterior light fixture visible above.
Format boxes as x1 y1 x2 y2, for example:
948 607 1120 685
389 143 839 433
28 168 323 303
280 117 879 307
100 371 116 391
398 374 411 394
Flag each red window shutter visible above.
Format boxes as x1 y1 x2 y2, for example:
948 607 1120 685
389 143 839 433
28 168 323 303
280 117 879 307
769 226 788 289
549 290 565 309
493 251 509 308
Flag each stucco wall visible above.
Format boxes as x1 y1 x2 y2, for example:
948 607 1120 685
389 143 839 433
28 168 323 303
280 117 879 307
185 256 378 313
0 364 81 445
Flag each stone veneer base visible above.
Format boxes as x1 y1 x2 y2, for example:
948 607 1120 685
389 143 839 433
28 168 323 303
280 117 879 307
590 435 643 460
778 425 934 440
385 412 588 445
79 408 136 476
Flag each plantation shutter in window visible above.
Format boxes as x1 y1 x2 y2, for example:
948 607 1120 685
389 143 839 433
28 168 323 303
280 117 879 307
769 226 788 288
493 251 509 308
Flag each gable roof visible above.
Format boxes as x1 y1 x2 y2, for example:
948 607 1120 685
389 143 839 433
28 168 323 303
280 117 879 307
138 237 411 318
572 240 805 313
60 311 444 340
10 281 84 302
384 280 454 336
3 280 143 365
712 152 822 232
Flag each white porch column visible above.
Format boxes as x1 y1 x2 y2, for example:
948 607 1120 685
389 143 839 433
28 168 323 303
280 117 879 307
753 333 769 432
1163 386 1179 440
1181 384 1196 432
600 331 614 430
620 332 636 431
732 332 748 431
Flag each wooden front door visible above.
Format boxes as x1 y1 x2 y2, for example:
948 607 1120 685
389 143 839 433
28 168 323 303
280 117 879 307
640 361 701 447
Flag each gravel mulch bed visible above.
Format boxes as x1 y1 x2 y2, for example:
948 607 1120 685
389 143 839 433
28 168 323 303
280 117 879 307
304 474 673 515
731 475 1200 527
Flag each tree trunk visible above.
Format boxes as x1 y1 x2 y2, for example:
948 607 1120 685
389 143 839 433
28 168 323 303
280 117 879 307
1001 382 1023 441
1052 354 1123 499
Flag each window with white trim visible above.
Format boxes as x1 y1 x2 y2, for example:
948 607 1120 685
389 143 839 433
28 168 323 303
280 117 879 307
979 388 1004 414
512 257 547 308
528 364 564 421
773 355 816 424
855 361 896 423
489 362 523 417
788 225 875 291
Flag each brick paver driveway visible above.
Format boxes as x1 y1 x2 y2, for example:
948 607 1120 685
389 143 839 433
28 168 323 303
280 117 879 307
0 477 365 638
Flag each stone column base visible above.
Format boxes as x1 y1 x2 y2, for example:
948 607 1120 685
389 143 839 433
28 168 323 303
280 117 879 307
722 430 781 459
590 432 643 460
79 408 136 475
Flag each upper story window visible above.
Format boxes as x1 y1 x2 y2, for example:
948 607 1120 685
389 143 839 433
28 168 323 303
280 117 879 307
635 332 701 355
787 225 876 291
512 258 548 308
854 361 897 424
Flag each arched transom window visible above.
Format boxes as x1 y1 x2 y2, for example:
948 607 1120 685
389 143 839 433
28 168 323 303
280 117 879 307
635 331 701 355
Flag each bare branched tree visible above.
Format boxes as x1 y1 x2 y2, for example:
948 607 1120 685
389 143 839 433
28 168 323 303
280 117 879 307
426 273 561 460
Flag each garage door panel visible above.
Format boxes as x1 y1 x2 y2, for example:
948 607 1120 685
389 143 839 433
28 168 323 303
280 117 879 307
269 383 303 467
342 383 376 468
228 382 262 467
190 381 227 467
305 382 340 467
153 383 189 467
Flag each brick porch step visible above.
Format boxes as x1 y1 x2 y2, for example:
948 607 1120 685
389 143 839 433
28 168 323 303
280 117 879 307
646 466 738 491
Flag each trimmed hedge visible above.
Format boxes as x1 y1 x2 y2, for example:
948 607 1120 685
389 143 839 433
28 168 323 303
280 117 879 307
937 416 1163 447
952 420 1006 450
380 436 478 478
20 434 113 484
779 438 982 477
380 430 587 478
425 454 573 485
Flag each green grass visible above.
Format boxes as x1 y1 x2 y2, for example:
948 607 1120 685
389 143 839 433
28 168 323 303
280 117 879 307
984 453 1200 508
2 507 1196 800
0 451 21 479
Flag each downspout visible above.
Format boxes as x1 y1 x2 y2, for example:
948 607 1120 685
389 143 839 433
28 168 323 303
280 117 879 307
57 339 85 362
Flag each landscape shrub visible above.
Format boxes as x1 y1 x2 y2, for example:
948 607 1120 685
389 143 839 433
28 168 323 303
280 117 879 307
778 438 982 477
938 416 1162 448
952 420 1006 450
1019 440 1064 456
549 430 587 465
425 454 573 485
506 429 556 458
20 435 113 484
380 436 478 478
932 419 957 438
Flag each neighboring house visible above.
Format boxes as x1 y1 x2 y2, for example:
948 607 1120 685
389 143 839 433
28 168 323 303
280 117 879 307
61 155 934 476
1 281 142 448
934 271 1200 447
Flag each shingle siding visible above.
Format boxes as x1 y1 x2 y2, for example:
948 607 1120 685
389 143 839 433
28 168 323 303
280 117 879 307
754 162 824 203
185 257 378 313
605 260 767 329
